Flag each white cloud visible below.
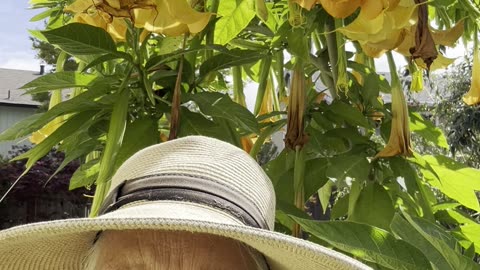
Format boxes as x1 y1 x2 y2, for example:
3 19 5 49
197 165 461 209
0 55 42 71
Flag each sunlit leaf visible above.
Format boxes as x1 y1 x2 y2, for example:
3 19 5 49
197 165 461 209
293 218 432 270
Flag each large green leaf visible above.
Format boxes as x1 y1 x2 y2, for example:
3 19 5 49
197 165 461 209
185 92 259 134
390 157 435 220
199 49 266 79
417 155 480 211
304 158 329 199
69 159 100 190
327 101 370 128
178 108 233 144
435 207 480 253
215 0 256 45
391 214 452 270
292 218 432 270
0 93 104 142
325 154 370 184
392 213 480 270
409 112 449 149
307 128 351 157
21 72 97 93
0 113 42 142
349 183 395 231
42 23 117 56
11 111 98 173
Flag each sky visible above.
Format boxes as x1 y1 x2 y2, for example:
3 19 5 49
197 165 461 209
0 1 468 73
0 1 44 71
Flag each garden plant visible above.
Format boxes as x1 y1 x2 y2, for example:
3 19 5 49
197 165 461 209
1 0 480 268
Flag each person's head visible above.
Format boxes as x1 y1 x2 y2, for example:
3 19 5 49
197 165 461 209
84 230 268 270
0 136 370 270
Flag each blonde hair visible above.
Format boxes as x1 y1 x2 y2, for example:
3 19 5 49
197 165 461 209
83 230 269 270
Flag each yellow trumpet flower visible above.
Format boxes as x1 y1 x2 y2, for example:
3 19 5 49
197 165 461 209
375 52 412 158
65 0 211 39
138 0 211 35
463 46 480 106
319 0 363 19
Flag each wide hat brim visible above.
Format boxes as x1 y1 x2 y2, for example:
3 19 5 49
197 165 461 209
0 200 370 270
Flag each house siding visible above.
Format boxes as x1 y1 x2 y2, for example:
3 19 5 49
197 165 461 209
0 105 36 157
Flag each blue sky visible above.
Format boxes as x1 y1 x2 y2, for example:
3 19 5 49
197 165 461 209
0 1 43 71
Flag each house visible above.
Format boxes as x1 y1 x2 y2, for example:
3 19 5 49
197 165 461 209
0 67 43 157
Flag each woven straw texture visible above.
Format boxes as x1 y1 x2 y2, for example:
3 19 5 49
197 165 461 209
111 136 276 229
0 136 371 270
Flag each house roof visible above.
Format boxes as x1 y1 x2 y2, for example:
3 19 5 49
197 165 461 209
0 68 42 107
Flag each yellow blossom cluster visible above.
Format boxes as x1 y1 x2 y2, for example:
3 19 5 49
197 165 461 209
292 0 464 71
64 0 212 41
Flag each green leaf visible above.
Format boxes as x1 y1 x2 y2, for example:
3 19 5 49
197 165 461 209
325 154 370 184
350 183 395 231
30 6 60 22
50 136 99 184
199 49 266 79
42 23 117 56
328 101 370 128
0 114 42 142
0 87 106 142
307 129 351 156
418 155 480 211
392 213 480 270
391 214 454 270
69 159 100 190
11 111 97 173
409 112 449 149
114 118 159 171
95 88 130 185
214 0 256 45
185 92 259 134
82 53 131 72
304 158 329 200
331 194 349 219
389 157 435 220
292 218 432 270
178 108 233 144
286 28 310 61
318 180 333 215
21 72 97 93
435 208 480 253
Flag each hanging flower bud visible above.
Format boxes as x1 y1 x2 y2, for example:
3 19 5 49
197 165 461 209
409 0 438 71
375 52 413 158
285 60 308 150
463 45 480 105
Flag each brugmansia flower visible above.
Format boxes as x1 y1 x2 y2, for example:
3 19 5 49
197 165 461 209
65 0 128 41
65 0 211 40
133 0 211 36
463 45 480 105
318 0 363 18
285 60 308 150
375 52 412 158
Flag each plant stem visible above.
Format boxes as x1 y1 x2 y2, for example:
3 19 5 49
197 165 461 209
89 66 133 217
292 146 306 238
273 51 286 98
325 16 338 100
169 35 188 140
254 55 272 116
232 66 246 107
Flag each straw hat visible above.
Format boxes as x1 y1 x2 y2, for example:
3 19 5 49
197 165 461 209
0 136 370 270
